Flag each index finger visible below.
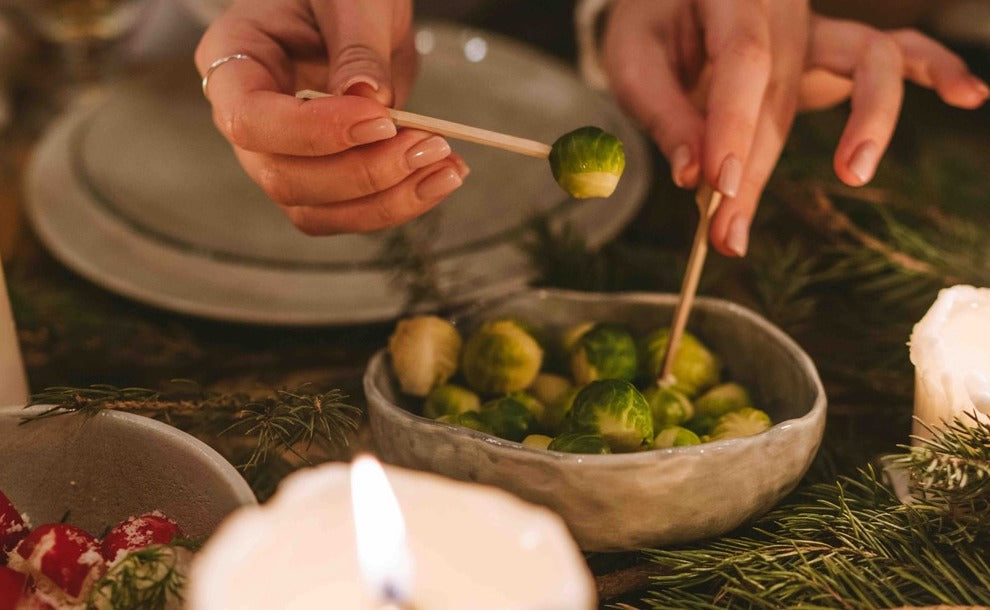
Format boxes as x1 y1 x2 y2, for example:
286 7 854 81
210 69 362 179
698 0 772 197
195 10 395 156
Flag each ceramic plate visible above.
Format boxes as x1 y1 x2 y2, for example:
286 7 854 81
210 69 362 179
25 22 651 325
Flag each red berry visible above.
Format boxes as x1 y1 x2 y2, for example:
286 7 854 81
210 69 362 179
99 512 183 563
0 490 28 560
0 565 30 610
9 524 104 602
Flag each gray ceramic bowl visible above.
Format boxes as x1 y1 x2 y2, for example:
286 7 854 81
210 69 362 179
0 405 256 538
364 289 827 551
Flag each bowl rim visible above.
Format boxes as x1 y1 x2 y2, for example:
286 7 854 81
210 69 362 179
364 288 827 464
0 404 258 506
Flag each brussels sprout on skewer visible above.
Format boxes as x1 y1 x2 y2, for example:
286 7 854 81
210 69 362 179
547 432 612 454
462 319 544 394
570 322 639 385
564 379 653 452
388 316 462 397
423 384 481 419
639 327 721 397
549 126 626 199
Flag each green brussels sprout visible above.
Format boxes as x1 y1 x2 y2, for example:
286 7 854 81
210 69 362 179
643 386 694 430
684 414 717 437
565 379 653 452
480 395 537 441
710 407 772 441
547 432 612 454
539 386 580 434
694 382 753 420
570 322 639 385
654 426 702 448
560 322 595 355
639 327 721 397
522 434 553 450
388 315 462 397
423 384 481 419
549 126 626 199
462 320 543 394
506 391 545 423
528 373 572 406
439 411 495 435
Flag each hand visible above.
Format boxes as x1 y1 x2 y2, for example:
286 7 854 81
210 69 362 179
195 0 469 235
601 0 987 257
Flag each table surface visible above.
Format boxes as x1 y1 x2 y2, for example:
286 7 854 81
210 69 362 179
3 6 990 607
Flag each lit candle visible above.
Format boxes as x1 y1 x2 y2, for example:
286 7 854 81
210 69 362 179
187 457 595 610
910 284 990 439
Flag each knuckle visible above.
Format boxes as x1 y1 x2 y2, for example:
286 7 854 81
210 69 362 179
369 198 399 229
355 160 389 195
728 32 772 71
257 163 294 205
866 33 903 69
219 101 252 150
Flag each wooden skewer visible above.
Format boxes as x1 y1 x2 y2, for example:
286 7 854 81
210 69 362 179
659 183 723 385
295 89 552 159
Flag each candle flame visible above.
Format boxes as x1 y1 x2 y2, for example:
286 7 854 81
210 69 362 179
350 455 414 603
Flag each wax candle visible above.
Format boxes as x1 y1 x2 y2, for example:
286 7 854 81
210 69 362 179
910 285 990 439
186 457 595 610
0 260 28 406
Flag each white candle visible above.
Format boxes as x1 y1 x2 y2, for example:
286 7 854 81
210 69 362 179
910 284 990 439
186 458 595 610
0 259 28 406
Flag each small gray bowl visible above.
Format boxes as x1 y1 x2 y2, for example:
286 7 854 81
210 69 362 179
0 406 256 538
364 289 827 551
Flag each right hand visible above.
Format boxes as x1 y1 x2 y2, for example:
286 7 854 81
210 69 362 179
195 0 469 236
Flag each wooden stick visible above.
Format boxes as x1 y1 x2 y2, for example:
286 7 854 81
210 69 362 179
0 259 28 406
659 183 722 384
295 89 552 159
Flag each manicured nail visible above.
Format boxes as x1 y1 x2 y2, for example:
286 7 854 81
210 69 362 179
717 154 743 198
406 136 451 169
350 117 397 145
970 76 989 98
670 144 691 188
341 75 381 95
725 215 750 258
848 140 880 184
416 167 462 200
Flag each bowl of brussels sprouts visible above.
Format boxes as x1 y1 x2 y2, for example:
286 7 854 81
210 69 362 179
364 289 826 551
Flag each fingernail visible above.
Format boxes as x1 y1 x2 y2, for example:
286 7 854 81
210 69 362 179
450 154 471 178
725 215 750 258
341 75 381 95
970 76 989 97
670 144 691 188
406 136 452 169
717 154 743 198
416 167 462 200
848 140 880 184
350 117 397 145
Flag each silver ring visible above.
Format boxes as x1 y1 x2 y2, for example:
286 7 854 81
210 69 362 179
201 53 256 97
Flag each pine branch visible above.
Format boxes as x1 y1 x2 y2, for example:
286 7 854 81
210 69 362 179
637 417 990 610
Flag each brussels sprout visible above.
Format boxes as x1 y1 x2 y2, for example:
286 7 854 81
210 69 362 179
480 395 537 441
549 126 626 199
694 382 753 419
506 391 545 423
639 327 721 397
529 373 572 405
522 434 553 450
547 432 612 454
462 320 544 394
439 411 495 435
570 322 639 385
565 379 653 452
539 386 580 434
710 407 772 441
560 322 595 354
684 414 717 437
643 386 694 430
423 384 481 419
654 426 702 448
388 315 462 397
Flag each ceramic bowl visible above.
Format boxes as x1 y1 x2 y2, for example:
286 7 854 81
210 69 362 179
364 289 827 551
0 405 256 538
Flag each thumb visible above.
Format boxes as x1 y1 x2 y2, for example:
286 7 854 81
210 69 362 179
314 0 395 105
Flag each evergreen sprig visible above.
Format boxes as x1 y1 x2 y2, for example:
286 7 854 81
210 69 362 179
638 417 990 609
